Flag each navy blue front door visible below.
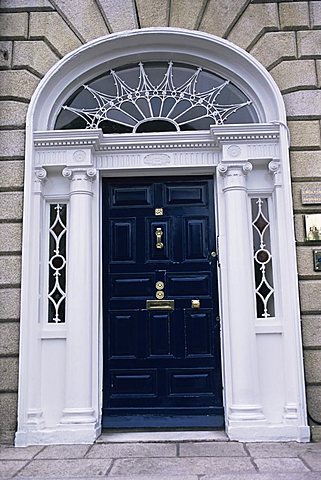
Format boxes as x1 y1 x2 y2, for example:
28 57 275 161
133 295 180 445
102 176 223 428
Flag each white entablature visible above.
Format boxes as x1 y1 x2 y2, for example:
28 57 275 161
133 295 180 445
16 28 309 446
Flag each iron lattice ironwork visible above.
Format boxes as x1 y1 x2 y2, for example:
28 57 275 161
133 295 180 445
48 204 67 323
62 62 252 132
252 198 275 318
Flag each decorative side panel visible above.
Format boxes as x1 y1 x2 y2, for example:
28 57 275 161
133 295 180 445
109 312 137 359
251 198 275 318
112 186 152 206
148 313 172 357
184 218 208 260
48 204 67 323
110 219 135 263
185 311 212 357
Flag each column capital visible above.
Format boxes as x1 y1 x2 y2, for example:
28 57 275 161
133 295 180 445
218 161 252 177
62 167 97 181
34 167 47 193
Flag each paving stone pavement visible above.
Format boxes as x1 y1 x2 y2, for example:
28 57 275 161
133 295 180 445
0 440 321 479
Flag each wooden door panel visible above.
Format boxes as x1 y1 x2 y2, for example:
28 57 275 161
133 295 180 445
102 176 223 427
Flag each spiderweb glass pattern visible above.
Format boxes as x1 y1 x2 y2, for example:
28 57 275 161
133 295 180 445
55 62 258 134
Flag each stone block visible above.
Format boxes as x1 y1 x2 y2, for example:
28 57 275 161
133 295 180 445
50 0 108 42
13 40 59 77
109 457 255 476
0 288 21 319
317 60 321 88
227 3 279 51
311 426 321 442
246 443 303 458
170 0 204 30
199 0 248 39
0 392 18 438
306 385 321 422
0 256 21 286
270 60 317 93
290 151 321 179
288 121 320 148
304 350 321 383
0 12 28 38
284 90 321 119
279 2 310 30
0 160 24 188
0 323 19 356
300 452 321 471
0 0 54 10
299 279 321 312
298 31 321 58
296 246 321 277
0 445 42 460
136 0 169 27
294 214 305 243
35 444 90 459
249 32 296 70
29 12 81 57
0 460 28 477
0 130 25 158
302 316 321 347
92 0 137 32
0 101 27 128
16 459 112 477
0 192 23 221
0 70 39 101
179 442 246 457
0 357 18 391
311 1 321 29
0 223 22 252
0 40 12 68
254 458 309 472
87 443 176 458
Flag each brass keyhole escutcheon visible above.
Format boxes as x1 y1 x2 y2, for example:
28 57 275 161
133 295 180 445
156 290 165 299
155 227 164 249
156 281 164 290
191 299 200 309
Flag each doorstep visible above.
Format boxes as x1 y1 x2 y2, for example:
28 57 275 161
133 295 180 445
97 430 228 443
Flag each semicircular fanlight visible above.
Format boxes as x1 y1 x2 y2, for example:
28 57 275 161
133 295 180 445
55 62 258 134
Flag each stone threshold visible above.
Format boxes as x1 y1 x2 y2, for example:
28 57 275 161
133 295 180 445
97 430 228 443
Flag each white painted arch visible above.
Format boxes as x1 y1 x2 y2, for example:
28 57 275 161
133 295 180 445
16 28 309 445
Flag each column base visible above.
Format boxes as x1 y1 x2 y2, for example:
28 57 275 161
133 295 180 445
60 407 96 424
26 409 45 429
227 424 310 442
15 422 101 446
283 403 299 421
229 404 266 422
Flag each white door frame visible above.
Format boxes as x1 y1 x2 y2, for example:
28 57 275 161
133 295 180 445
16 28 309 445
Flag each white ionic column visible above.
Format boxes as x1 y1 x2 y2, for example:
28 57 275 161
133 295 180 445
26 168 48 430
60 167 97 425
218 162 265 425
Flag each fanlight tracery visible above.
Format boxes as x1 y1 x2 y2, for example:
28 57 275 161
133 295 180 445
55 62 258 134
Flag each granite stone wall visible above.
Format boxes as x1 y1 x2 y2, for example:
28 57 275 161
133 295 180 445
0 0 320 444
